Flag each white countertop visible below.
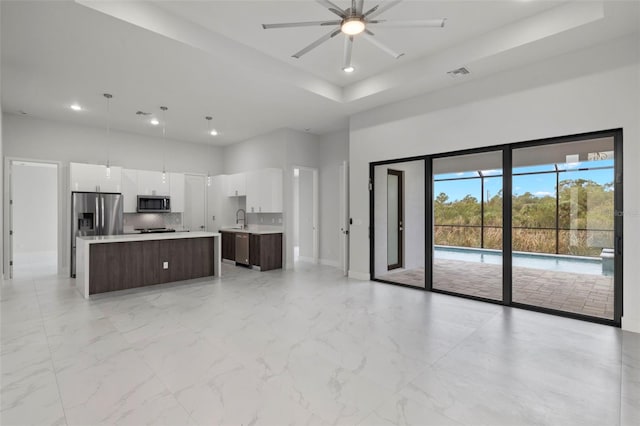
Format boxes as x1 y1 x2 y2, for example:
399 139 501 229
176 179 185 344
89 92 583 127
78 231 220 244
219 226 283 235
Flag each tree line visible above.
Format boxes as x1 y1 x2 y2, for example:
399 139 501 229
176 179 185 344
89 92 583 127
434 178 614 256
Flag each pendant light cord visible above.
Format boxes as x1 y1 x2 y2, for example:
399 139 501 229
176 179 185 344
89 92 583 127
160 106 168 178
205 116 213 183
104 93 113 174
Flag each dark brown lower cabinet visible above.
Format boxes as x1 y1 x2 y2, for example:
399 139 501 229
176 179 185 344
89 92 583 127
249 234 261 266
220 231 283 271
251 233 283 271
221 232 235 261
89 237 214 295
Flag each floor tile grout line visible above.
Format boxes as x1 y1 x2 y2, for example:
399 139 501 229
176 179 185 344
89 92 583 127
425 302 504 369
32 277 70 426
102 291 198 424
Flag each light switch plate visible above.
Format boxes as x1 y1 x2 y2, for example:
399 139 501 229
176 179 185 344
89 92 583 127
163 261 169 269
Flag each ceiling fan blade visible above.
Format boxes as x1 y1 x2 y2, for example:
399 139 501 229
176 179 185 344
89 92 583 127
262 20 341 30
343 36 354 69
361 33 404 59
356 0 365 14
365 0 403 19
367 18 447 28
316 0 346 18
292 27 342 59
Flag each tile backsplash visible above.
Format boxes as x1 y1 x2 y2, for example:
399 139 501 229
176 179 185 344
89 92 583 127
124 213 182 231
246 213 283 226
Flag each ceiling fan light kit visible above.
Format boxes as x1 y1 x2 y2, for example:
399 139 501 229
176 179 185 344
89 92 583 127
262 0 446 71
341 17 365 35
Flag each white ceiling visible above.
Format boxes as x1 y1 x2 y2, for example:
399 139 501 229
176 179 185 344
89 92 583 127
1 1 638 146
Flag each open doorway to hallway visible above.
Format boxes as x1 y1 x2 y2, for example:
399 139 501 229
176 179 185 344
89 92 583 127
8 160 59 279
293 166 318 265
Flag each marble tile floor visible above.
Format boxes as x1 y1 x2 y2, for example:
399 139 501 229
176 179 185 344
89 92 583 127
1 262 638 426
380 259 614 320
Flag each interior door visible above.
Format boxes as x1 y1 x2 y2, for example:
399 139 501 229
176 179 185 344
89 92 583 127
185 175 206 231
387 169 403 270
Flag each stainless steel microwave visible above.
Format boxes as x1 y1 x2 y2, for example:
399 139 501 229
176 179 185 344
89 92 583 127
137 195 171 213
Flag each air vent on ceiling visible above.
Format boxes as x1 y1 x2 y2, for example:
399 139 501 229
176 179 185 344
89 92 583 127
447 67 470 78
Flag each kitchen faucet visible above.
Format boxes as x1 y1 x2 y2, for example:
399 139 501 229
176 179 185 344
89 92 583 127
236 208 246 229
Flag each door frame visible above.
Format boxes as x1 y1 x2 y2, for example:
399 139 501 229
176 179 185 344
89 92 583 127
368 128 623 328
386 169 404 270
291 165 319 265
4 157 64 278
340 161 350 276
184 173 207 232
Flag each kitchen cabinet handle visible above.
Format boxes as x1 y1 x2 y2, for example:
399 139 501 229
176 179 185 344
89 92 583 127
101 197 105 230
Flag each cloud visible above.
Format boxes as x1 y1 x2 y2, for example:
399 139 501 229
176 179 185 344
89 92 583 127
534 191 553 197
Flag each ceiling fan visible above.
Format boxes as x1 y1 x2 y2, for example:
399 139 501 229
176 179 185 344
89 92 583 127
262 0 446 72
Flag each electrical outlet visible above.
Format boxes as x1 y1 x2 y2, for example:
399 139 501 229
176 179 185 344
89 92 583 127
271 218 275 223
211 215 216 221
278 218 282 224
163 261 169 269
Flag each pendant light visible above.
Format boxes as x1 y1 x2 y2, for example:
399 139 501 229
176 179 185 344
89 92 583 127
160 106 168 183
104 93 113 179
205 116 213 187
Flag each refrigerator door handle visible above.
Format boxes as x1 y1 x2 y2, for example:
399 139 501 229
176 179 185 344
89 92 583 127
95 196 100 234
101 197 105 232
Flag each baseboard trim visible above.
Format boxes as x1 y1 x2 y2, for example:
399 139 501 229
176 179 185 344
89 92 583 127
622 317 640 334
319 258 340 268
348 270 370 280
297 256 315 263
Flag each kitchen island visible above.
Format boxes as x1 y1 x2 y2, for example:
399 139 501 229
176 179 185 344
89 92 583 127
76 232 221 298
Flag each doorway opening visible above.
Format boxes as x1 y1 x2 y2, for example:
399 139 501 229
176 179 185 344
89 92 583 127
8 160 59 279
293 166 318 265
184 174 206 232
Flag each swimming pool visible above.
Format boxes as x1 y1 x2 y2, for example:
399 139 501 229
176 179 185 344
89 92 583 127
434 246 607 276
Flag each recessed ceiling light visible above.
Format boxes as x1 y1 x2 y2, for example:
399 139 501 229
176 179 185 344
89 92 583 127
70 104 82 111
150 118 159 126
342 66 355 73
210 129 219 136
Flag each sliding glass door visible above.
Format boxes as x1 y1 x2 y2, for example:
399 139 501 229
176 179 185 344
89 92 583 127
369 129 622 325
511 137 618 320
432 151 503 301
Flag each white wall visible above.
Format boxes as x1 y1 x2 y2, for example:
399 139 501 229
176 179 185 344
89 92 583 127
222 128 320 268
373 160 425 278
222 129 287 174
2 113 224 274
12 163 57 254
3 114 224 174
297 168 314 259
349 35 640 332
318 130 349 267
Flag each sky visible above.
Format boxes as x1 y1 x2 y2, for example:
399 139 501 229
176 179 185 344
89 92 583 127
434 161 614 202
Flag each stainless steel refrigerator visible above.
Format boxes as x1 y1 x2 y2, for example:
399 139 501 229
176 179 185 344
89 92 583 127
71 191 123 277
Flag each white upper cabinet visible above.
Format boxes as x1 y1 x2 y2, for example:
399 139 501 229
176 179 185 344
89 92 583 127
226 173 246 197
70 162 122 193
137 170 170 196
121 169 138 213
246 168 283 213
169 172 185 213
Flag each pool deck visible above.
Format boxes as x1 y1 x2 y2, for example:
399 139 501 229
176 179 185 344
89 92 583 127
379 259 614 320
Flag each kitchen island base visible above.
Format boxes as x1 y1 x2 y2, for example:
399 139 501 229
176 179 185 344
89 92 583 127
76 232 221 298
